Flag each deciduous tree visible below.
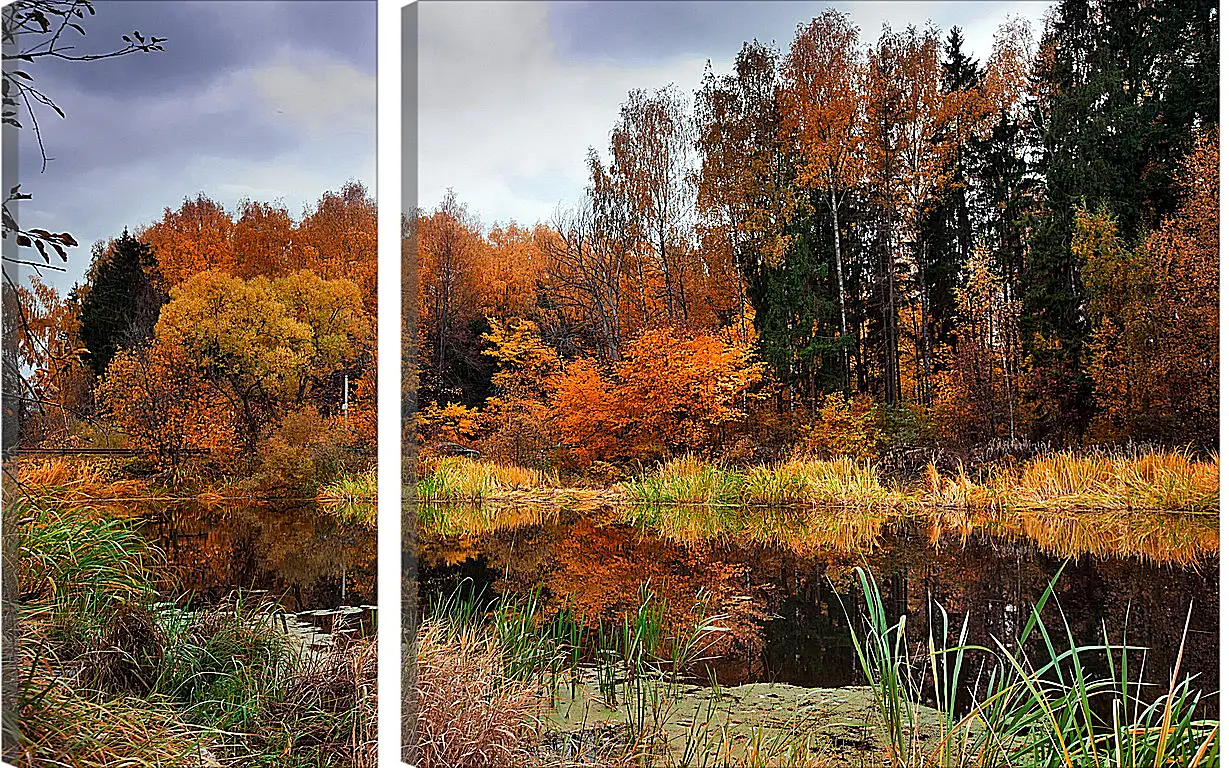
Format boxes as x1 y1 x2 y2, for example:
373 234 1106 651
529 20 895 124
695 41 797 341
99 338 237 468
540 154 634 365
780 10 864 386
610 86 696 325
232 200 299 279
931 249 1023 448
1080 134 1217 446
141 195 235 288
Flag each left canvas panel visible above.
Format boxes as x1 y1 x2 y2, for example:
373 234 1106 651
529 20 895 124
0 2 377 765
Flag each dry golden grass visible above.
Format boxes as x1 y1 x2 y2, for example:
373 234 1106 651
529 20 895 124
420 451 1217 515
626 455 903 509
417 457 556 502
14 680 212 768
15 457 147 501
317 469 378 504
281 635 378 768
415 620 545 768
926 451 1218 513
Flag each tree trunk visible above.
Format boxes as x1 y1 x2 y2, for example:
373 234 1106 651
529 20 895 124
884 203 900 406
829 185 850 391
918 238 931 405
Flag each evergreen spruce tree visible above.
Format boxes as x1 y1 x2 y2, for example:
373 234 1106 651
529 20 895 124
917 27 980 373
749 190 845 403
1022 0 1217 441
78 230 166 375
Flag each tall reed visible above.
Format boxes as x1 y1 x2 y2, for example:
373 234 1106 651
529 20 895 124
421 577 730 761
625 456 901 509
849 565 1218 767
417 457 555 502
926 451 1219 513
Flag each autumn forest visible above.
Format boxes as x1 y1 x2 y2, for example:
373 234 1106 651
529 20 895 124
410 4 1219 762
13 182 377 492
2 0 1221 764
414 1 1217 472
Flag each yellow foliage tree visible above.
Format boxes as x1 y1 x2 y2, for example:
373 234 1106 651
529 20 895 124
1080 133 1218 445
930 250 1024 448
154 270 370 450
801 393 882 460
477 318 562 465
418 401 482 445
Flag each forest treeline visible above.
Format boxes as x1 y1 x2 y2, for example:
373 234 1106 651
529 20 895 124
413 0 1217 471
13 181 377 490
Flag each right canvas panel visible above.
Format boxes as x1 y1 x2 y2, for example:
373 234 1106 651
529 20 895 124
410 1 1220 765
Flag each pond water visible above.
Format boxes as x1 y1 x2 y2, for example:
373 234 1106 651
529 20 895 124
133 502 377 637
415 504 1218 716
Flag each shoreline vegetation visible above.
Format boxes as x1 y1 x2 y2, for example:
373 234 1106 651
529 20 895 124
415 451 1218 515
11 498 376 768
9 181 379 524
413 570 1218 767
12 456 377 507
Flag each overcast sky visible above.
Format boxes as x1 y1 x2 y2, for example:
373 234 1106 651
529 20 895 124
9 0 376 292
416 0 1054 231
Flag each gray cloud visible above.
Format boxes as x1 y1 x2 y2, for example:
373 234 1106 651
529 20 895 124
417 1 1053 231
547 2 829 64
25 1 375 98
9 0 375 293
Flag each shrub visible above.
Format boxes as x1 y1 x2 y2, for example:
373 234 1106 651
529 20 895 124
417 401 482 445
799 393 883 460
254 406 350 493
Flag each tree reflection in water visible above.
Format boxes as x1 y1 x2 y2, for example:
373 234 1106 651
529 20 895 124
418 503 1218 716
132 502 377 630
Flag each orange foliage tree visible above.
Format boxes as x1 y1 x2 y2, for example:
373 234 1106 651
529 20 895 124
297 181 378 310
12 277 94 444
231 200 299 279
553 328 764 466
98 339 238 468
479 223 547 321
140 194 236 288
550 359 620 467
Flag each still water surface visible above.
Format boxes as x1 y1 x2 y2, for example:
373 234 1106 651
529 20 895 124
127 501 1216 715
417 505 1218 714
133 502 377 636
